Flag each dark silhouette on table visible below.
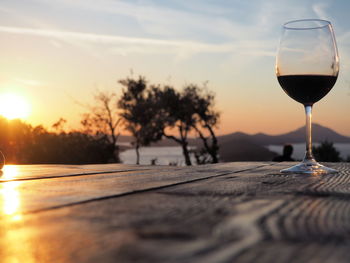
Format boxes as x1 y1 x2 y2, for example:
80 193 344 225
273 144 295 162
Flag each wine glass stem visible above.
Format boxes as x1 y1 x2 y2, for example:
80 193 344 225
304 105 314 161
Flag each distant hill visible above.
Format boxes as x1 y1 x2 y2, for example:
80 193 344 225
245 123 349 145
217 136 276 162
116 123 350 162
216 123 350 161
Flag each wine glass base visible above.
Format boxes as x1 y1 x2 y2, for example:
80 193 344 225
281 161 338 175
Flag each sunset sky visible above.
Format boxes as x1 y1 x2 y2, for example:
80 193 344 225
0 0 350 136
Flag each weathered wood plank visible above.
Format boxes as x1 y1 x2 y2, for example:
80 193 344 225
299 163 350 197
1 162 349 263
0 164 151 182
0 162 270 214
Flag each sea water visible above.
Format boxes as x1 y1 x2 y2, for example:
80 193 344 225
120 143 350 165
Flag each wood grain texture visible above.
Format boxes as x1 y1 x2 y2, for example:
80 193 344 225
0 162 268 214
0 162 349 263
0 164 151 182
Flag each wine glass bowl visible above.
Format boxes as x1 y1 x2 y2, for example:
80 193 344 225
276 19 339 174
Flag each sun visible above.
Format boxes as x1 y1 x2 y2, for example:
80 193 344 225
0 93 30 120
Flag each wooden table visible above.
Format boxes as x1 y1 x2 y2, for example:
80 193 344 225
0 162 349 263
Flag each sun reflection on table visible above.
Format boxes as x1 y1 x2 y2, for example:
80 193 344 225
1 165 37 263
2 181 22 219
2 165 20 180
1 165 22 221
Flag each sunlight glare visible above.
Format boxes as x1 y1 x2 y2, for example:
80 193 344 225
2 165 19 180
0 93 30 120
1 166 22 220
2 181 21 216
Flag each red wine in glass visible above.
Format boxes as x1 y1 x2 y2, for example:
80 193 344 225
278 75 337 105
276 19 339 174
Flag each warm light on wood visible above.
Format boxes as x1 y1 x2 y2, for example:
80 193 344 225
1 166 22 219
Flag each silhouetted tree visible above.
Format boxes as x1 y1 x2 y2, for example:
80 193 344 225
153 85 194 165
153 84 220 165
81 91 121 162
0 116 115 164
192 148 212 164
25 130 113 164
0 117 33 163
52 118 67 133
183 84 220 164
118 76 163 164
313 140 341 162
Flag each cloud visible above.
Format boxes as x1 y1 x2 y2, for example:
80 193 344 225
15 78 43 87
312 2 330 19
0 25 275 59
0 25 227 49
1 0 296 61
31 0 260 41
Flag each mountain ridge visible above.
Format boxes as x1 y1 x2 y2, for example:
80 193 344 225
216 123 350 161
118 123 350 162
118 123 350 146
227 123 350 145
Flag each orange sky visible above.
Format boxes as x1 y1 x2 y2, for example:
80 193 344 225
0 0 350 137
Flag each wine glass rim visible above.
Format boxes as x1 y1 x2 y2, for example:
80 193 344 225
283 19 331 30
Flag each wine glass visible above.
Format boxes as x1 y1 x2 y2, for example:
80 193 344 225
276 19 339 174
